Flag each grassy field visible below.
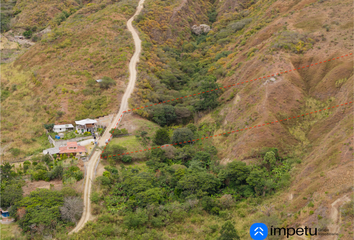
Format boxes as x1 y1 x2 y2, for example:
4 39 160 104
110 135 145 152
0 223 19 239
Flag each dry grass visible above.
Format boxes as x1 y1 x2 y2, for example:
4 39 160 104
1 1 139 157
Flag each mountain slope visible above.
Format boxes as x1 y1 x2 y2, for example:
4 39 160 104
1 0 139 157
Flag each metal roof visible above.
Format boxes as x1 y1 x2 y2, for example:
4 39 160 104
53 124 74 128
75 119 98 125
43 147 60 155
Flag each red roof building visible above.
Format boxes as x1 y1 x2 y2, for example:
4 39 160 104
59 142 87 156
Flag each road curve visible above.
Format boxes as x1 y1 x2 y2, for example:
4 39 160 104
69 0 145 234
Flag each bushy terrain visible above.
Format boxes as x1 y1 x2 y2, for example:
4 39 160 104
1 0 353 239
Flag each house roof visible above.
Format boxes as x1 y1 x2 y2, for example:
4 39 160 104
75 119 97 125
43 147 60 155
67 142 78 148
96 79 103 82
53 124 74 129
59 145 87 154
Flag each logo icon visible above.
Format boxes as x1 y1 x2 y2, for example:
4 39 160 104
250 223 268 240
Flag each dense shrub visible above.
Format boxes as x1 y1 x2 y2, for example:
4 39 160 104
153 128 170 145
110 128 128 137
172 128 194 145
99 76 116 89
23 30 32 39
96 176 111 185
122 155 132 163
101 144 127 160
63 166 83 183
150 105 177 126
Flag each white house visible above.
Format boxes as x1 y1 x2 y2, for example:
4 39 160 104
53 124 74 133
75 119 97 133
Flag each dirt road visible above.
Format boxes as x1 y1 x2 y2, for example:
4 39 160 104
69 0 145 234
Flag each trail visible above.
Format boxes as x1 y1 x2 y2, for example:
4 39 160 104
69 0 145 234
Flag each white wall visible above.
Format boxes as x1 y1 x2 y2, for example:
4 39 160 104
53 127 66 133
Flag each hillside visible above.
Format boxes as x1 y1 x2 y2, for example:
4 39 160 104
1 0 139 158
1 0 353 239
81 0 353 239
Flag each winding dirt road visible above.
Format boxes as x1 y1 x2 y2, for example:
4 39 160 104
69 0 145 234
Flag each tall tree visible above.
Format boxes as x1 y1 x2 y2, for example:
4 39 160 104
101 144 127 160
151 105 176 126
60 197 84 225
218 221 240 240
153 128 170 145
172 128 194 145
1 181 24 208
195 75 220 111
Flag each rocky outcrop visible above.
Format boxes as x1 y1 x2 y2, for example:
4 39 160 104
191 24 211 35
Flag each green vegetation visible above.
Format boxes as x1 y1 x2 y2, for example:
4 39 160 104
270 30 314 53
153 128 170 145
99 76 117 90
109 128 128 137
74 139 298 239
1 160 82 239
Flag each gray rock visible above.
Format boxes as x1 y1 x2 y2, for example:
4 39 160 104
191 24 211 35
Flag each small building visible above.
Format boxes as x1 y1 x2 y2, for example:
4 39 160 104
96 79 103 83
75 119 97 133
59 142 87 157
53 124 74 133
0 209 9 218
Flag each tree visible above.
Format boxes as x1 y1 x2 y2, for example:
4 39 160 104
15 189 65 233
151 105 176 126
175 107 192 123
110 128 128 137
247 167 268 196
63 166 83 183
99 76 116 89
47 165 64 180
122 155 132 163
153 128 170 145
218 221 240 240
195 75 221 111
101 144 127 160
263 151 277 170
0 162 14 182
218 161 250 188
186 123 197 133
174 145 196 162
192 151 211 168
140 131 148 138
176 171 221 198
96 175 110 185
43 123 55 131
1 181 24 208
136 188 164 207
172 128 194 145
60 197 83 224
23 30 32 39
123 208 148 229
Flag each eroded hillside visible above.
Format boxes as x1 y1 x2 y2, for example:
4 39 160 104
1 0 353 239
126 0 353 238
